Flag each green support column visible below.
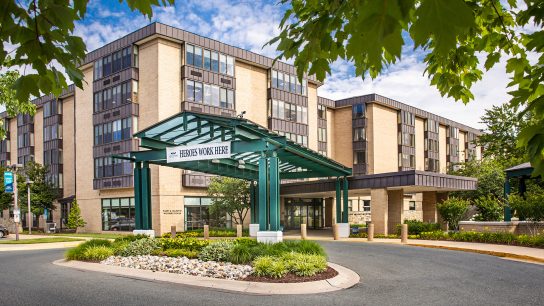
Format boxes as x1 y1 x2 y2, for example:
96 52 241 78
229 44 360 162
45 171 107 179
335 178 341 223
269 154 280 231
342 176 349 223
141 161 152 230
258 155 268 231
504 178 512 222
134 162 142 230
250 181 256 224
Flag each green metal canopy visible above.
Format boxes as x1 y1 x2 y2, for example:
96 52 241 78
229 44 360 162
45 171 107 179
118 111 351 233
129 111 351 179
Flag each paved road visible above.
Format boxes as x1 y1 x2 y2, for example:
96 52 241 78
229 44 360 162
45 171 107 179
0 242 543 306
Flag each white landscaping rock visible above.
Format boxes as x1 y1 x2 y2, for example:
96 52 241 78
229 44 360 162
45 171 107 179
101 256 253 280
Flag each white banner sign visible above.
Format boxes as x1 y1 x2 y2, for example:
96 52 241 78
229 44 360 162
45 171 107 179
166 141 231 163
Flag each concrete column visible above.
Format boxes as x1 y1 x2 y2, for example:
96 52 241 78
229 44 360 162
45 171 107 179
325 198 334 227
422 191 438 223
387 189 404 235
370 188 388 235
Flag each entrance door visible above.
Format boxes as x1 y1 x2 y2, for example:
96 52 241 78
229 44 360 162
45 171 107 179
285 198 323 230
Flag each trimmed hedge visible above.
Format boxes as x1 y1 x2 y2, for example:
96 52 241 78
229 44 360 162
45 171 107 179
396 220 441 235
419 231 544 248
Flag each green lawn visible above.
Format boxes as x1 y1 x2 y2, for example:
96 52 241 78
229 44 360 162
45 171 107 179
0 237 84 244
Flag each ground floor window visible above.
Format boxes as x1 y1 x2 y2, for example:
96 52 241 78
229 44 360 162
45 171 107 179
102 197 135 231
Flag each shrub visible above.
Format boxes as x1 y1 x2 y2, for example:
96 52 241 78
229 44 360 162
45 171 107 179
229 244 254 264
118 238 160 257
509 188 544 235
233 237 259 246
473 195 503 221
419 231 447 240
65 239 112 261
82 246 114 261
397 220 441 235
282 240 326 256
161 232 200 238
152 248 199 258
159 237 209 251
350 223 367 228
253 256 288 278
437 197 470 230
198 240 234 262
281 252 327 276
114 234 148 244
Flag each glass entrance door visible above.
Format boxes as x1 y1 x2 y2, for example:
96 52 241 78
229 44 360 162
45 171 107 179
285 198 323 229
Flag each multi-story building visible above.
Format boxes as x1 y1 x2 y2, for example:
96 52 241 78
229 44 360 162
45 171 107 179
0 23 482 235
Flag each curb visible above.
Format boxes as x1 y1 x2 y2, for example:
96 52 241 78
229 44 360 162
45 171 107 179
406 243 544 264
53 259 360 295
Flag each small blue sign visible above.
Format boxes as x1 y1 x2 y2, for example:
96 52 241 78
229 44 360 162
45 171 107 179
4 171 13 193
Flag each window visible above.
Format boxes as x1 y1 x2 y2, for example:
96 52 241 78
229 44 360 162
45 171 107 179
271 70 278 88
133 45 139 67
186 80 195 101
211 51 219 72
186 44 194 66
353 151 366 165
363 200 370 212
318 105 326 120
425 158 440 172
112 120 122 142
112 50 122 73
400 132 415 147
426 119 439 133
449 127 459 139
122 118 131 140
226 56 234 76
277 72 285 90
353 104 365 118
102 55 112 77
193 46 203 68
94 125 103 145
302 79 307 96
122 47 131 69
220 88 227 108
194 82 203 103
101 197 135 231
409 201 416 211
219 54 227 74
94 59 103 80
353 127 365 141
203 50 212 70
270 70 307 95
399 111 415 126
211 85 220 107
318 128 327 142
399 153 416 169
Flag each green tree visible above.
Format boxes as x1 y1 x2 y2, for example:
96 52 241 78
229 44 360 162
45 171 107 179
0 71 35 139
473 195 503 221
0 0 173 137
0 166 14 211
271 0 544 176
509 188 544 235
17 161 58 216
449 159 505 201
206 177 250 227
437 197 470 231
476 104 531 167
66 199 86 230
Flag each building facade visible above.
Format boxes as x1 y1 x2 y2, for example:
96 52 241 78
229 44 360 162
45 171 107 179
0 23 482 235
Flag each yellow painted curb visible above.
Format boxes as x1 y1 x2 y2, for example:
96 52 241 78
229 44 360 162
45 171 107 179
407 243 544 264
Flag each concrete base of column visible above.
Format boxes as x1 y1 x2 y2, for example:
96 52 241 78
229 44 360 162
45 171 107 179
249 224 259 237
336 223 350 238
133 229 155 238
257 231 283 243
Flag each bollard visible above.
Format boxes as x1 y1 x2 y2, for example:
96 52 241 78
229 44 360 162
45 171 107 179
203 225 209 240
236 224 242 238
301 224 307 240
333 224 340 240
171 226 176 238
367 223 374 241
401 223 408 244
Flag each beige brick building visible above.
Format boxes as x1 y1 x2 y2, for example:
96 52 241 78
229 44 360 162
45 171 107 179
0 23 481 235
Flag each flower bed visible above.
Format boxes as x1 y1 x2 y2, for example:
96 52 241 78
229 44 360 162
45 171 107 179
65 236 334 282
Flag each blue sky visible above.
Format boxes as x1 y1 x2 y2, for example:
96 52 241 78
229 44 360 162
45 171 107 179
73 0 513 129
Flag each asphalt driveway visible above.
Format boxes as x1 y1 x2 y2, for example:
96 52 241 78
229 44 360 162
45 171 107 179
0 241 542 306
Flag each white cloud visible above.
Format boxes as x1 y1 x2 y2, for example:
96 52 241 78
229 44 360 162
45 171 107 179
69 1 513 129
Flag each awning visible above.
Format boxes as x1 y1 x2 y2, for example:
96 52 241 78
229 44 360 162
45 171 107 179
121 111 352 180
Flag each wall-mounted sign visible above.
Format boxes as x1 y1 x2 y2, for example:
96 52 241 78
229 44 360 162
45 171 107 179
166 141 231 163
162 209 183 215
4 171 13 193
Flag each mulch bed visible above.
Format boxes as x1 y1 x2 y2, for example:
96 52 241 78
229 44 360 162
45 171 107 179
243 266 338 283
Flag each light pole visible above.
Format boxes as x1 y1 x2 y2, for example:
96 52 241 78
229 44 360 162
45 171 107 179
10 164 23 241
26 178 33 234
